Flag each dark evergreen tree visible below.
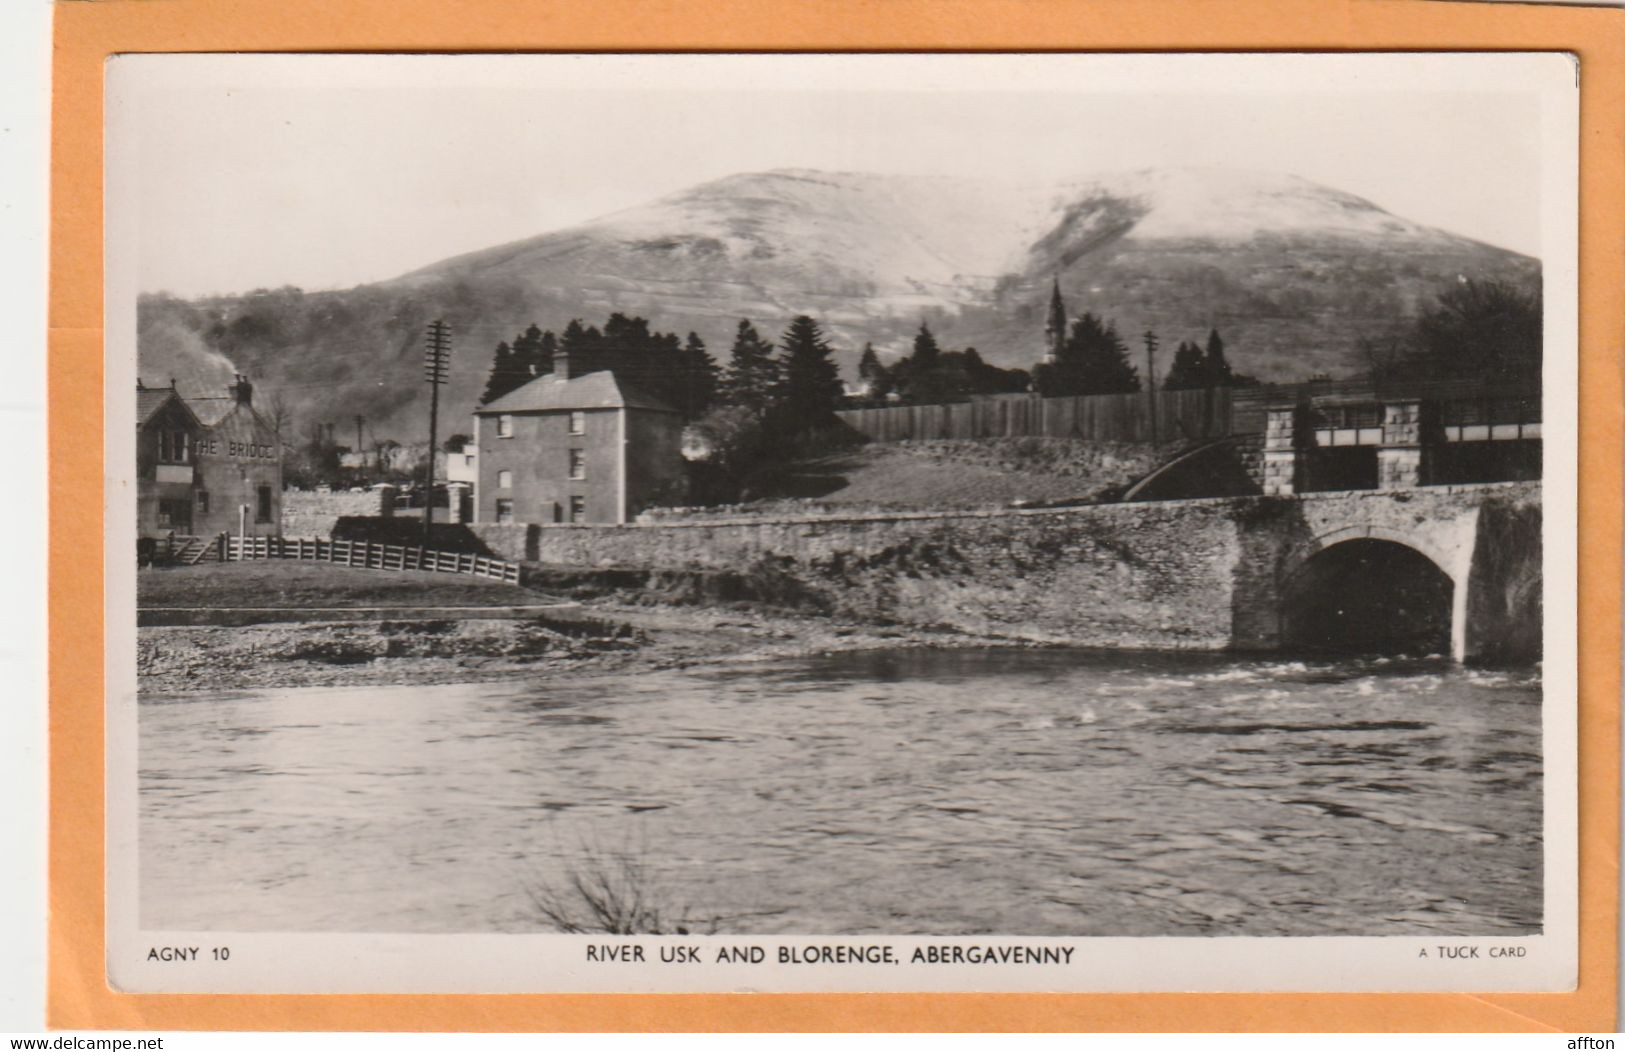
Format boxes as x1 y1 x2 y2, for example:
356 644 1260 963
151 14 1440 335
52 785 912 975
511 323 547 378
911 323 942 368
675 332 720 418
1033 313 1139 396
856 342 891 402
1204 328 1234 386
719 319 780 411
1080 319 1141 394
959 347 1031 395
479 340 529 403
892 323 955 403
773 315 843 433
535 329 558 377
558 318 603 377
1162 340 1209 391
644 329 684 402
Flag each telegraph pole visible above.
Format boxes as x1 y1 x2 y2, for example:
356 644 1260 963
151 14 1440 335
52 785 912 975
1143 329 1159 445
423 319 452 543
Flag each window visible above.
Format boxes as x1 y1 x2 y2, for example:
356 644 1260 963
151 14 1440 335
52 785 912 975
157 498 192 529
256 485 273 524
568 449 586 480
497 414 513 438
568 411 585 435
495 498 514 524
196 490 210 514
158 430 190 464
497 469 512 489
569 496 586 523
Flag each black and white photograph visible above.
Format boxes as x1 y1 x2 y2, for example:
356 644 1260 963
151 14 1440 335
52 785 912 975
103 52 1578 994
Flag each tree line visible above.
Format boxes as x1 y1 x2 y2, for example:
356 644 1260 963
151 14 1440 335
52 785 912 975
478 311 847 430
478 311 850 500
1361 278 1541 386
480 314 720 418
854 324 1030 405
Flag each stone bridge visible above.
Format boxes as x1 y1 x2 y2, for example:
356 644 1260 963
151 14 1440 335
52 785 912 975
473 480 1542 663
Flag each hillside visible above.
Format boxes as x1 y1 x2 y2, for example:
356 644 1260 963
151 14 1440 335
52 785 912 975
137 166 1539 440
734 438 1183 513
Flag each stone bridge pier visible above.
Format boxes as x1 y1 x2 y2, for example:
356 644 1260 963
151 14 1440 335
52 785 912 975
1228 482 1541 662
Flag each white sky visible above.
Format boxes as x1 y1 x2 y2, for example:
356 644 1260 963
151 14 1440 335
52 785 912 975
107 53 1566 297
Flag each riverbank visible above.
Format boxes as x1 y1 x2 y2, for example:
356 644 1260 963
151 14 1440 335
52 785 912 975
137 601 1031 694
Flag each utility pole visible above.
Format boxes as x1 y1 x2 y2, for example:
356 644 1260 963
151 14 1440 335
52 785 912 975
1143 329 1159 444
354 414 365 456
423 319 452 544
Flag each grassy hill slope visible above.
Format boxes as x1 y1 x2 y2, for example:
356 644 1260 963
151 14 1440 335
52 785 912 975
741 438 1183 513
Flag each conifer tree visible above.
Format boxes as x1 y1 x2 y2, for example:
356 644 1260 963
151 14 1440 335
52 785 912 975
1033 312 1139 396
894 323 952 403
857 342 890 402
676 332 720 418
479 340 523 404
719 319 780 411
511 323 546 377
911 323 942 368
774 314 843 432
535 329 558 376
1163 340 1209 391
1078 318 1140 394
558 318 603 376
1204 328 1234 386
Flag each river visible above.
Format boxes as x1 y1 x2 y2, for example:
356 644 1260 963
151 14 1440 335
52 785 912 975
138 648 1542 936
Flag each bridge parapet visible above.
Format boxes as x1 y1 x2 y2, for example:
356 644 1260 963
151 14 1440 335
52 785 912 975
1252 381 1538 497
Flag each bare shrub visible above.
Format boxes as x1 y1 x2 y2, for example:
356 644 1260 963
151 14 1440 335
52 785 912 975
526 831 693 935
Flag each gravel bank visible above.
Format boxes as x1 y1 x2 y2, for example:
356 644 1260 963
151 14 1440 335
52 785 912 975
137 602 1031 694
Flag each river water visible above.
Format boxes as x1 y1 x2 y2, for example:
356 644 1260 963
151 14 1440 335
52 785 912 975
139 648 1542 936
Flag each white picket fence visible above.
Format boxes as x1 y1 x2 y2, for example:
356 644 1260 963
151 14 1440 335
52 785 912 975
223 535 522 583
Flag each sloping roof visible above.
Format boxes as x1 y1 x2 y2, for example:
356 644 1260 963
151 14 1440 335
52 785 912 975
476 369 678 415
136 387 200 429
186 397 242 427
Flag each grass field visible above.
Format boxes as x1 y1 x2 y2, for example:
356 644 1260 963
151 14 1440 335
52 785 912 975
753 437 1182 509
137 560 535 609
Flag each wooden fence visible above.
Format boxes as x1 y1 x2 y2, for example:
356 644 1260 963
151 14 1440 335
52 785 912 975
224 535 522 583
836 379 1542 445
837 388 1234 444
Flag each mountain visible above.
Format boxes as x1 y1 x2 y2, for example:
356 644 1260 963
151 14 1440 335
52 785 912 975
138 167 1539 442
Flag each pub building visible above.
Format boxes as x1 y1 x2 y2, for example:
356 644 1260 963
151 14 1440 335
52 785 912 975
136 375 282 540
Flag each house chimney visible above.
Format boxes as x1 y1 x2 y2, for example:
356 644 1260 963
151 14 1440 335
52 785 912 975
552 346 570 380
229 373 254 406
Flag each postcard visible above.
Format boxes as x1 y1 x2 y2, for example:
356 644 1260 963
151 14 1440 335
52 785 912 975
94 50 1585 998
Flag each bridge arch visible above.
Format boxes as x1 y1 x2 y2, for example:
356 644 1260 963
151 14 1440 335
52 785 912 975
1278 524 1467 660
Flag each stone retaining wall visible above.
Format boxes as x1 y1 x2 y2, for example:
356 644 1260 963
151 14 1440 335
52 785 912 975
281 489 388 538
471 483 1541 658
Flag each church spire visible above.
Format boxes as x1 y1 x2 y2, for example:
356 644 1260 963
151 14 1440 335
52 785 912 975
1043 276 1068 364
